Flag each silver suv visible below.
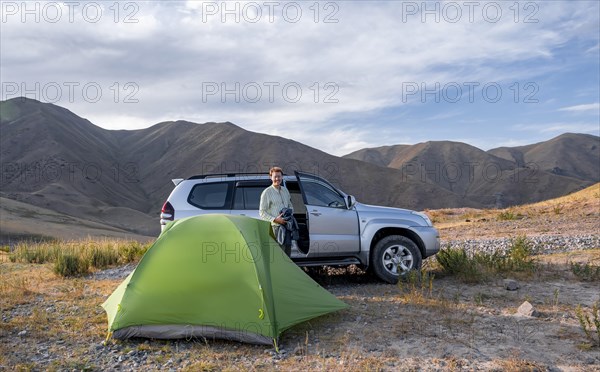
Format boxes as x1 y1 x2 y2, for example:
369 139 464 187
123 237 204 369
160 172 440 283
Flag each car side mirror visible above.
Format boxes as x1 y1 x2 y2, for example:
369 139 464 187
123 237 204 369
347 195 356 209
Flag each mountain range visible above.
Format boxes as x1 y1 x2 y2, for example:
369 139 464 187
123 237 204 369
1 98 598 239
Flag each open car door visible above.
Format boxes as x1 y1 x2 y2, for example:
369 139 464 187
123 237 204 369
295 171 360 257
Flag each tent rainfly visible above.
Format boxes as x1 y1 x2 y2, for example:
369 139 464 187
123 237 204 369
102 214 347 349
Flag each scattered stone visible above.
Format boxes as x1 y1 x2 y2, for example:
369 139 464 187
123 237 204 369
91 263 137 280
504 279 519 291
442 234 599 256
517 301 539 317
18 330 27 336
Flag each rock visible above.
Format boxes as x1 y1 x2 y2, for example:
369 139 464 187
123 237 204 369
517 301 539 317
504 279 519 291
18 330 27 336
442 234 598 256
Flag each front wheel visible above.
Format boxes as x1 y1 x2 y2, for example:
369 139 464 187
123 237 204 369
371 235 422 283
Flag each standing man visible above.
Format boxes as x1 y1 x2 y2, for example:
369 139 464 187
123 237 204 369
259 166 293 256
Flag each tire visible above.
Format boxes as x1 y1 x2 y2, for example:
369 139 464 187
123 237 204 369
371 235 422 284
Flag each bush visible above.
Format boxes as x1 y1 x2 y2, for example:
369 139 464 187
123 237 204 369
497 210 517 221
576 301 600 347
504 235 536 272
118 241 150 263
552 204 563 215
9 243 59 264
436 236 536 283
398 269 435 299
571 262 600 282
54 251 90 277
435 247 482 283
9 239 151 269
88 245 120 269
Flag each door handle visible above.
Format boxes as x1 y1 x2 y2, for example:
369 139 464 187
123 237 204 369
310 212 321 216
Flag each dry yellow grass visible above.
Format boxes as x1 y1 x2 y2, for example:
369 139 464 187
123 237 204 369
2 181 599 372
426 183 600 241
428 182 600 226
0 256 115 342
2 251 599 370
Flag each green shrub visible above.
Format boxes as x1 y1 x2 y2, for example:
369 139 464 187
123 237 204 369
436 247 482 283
9 243 59 264
571 262 600 282
397 269 435 302
436 236 536 283
118 241 150 263
552 204 563 215
8 239 151 270
497 210 516 221
88 245 120 269
504 235 536 272
54 251 89 277
576 302 600 347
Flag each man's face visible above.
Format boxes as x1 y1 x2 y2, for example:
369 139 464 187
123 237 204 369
271 171 283 187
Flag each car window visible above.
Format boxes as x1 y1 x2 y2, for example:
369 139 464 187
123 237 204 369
188 182 232 209
301 179 346 208
285 181 307 213
233 186 266 210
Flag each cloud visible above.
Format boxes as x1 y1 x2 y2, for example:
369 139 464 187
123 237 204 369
559 103 600 112
1 1 598 155
512 122 600 134
586 43 600 54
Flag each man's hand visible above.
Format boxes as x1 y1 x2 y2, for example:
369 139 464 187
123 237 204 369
274 214 286 225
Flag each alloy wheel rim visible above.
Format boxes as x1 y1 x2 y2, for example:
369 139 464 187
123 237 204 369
382 244 413 275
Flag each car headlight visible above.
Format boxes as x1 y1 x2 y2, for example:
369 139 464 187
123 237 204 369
411 211 433 227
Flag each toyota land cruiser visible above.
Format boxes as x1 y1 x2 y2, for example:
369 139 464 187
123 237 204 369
160 171 440 283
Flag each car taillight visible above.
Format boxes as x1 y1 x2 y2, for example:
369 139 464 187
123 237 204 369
161 201 174 221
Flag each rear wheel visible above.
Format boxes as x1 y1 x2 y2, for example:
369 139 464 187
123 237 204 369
371 235 422 283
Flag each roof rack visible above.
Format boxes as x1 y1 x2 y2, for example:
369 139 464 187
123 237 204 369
187 173 285 180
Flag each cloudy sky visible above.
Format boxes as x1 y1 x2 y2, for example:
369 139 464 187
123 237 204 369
1 0 599 155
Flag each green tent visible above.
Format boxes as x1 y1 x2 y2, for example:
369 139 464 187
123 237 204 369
102 214 347 348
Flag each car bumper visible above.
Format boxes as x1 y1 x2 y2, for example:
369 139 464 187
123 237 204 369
412 226 440 258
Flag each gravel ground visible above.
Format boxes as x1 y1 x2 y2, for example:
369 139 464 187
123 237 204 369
87 234 600 282
442 234 600 256
2 203 599 371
